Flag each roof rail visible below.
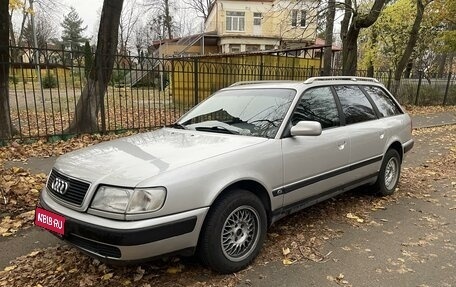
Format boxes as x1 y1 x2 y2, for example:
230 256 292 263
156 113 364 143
304 76 380 84
229 80 295 87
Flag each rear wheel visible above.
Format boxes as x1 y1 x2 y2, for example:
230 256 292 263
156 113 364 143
198 189 267 273
374 149 401 196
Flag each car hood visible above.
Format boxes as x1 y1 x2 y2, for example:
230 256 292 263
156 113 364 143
54 128 268 186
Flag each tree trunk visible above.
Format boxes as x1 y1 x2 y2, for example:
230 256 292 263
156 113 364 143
322 0 335 76
342 0 388 75
392 0 426 94
404 61 413 78
367 28 377 77
164 0 172 39
1 0 13 140
340 0 351 52
66 0 124 134
342 26 360 75
340 0 352 73
436 54 447 78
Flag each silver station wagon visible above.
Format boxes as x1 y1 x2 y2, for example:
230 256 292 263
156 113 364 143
36 77 414 273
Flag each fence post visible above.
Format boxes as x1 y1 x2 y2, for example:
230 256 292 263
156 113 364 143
259 54 264 80
291 56 296 80
193 58 199 105
443 72 452 106
414 70 423 105
387 69 392 90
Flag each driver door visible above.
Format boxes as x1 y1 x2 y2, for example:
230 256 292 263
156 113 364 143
281 86 351 208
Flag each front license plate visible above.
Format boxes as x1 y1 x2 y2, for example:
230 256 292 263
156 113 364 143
34 207 65 235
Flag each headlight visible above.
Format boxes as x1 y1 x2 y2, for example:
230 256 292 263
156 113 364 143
91 186 166 214
127 188 166 213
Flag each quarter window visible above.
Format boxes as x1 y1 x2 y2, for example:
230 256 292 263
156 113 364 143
291 87 340 129
226 11 245 31
335 85 377 124
363 86 402 117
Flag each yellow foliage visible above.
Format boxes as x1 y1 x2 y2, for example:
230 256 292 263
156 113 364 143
8 0 25 11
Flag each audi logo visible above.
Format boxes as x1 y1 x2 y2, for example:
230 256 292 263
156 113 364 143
51 177 69 195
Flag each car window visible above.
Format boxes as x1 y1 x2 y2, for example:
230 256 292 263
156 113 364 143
362 86 402 117
335 85 377 125
291 87 340 129
178 88 295 138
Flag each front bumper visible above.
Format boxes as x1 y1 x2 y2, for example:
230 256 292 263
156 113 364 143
39 189 209 261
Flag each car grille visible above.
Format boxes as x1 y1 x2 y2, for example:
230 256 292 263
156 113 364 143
67 234 121 258
47 169 90 206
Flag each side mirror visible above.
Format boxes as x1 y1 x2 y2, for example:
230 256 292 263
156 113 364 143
290 121 322 136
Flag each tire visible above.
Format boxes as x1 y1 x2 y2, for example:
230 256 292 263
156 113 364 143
374 149 401 196
198 189 267 274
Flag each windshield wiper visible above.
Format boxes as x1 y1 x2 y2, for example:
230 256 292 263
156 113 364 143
195 126 238 134
169 123 187 130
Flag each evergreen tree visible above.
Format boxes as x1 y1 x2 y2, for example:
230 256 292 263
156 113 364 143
61 7 89 50
83 41 93 79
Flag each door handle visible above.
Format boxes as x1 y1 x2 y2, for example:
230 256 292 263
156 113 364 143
338 141 346 150
379 132 385 139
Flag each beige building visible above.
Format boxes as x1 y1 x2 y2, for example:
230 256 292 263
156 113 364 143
151 0 318 56
205 0 317 53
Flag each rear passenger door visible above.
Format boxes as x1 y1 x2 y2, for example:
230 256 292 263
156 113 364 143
361 85 405 146
334 85 386 179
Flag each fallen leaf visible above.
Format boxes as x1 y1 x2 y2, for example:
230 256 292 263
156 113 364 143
282 259 295 265
166 265 183 274
346 213 364 223
4 265 17 272
28 250 41 257
102 273 114 280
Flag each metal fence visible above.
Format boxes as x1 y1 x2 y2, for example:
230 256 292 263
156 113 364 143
1 45 455 140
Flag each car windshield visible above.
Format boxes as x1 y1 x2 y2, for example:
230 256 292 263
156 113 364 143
177 88 296 138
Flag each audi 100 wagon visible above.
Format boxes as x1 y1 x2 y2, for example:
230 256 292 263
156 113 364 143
35 77 414 273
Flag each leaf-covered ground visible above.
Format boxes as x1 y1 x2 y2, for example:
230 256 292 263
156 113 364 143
0 118 455 287
405 104 456 115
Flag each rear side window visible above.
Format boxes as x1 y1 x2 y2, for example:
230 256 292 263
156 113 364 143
335 85 377 125
363 86 402 117
291 87 340 129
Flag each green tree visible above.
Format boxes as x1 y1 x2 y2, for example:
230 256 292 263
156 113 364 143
61 7 89 49
359 0 441 80
392 0 434 91
83 41 93 79
340 0 389 75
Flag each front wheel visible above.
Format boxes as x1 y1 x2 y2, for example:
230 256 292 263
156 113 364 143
198 189 267 273
374 149 401 196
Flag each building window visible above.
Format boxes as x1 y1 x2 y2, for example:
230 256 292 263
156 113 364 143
253 12 262 25
230 44 241 53
246 45 260 52
226 11 245 32
291 10 306 27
